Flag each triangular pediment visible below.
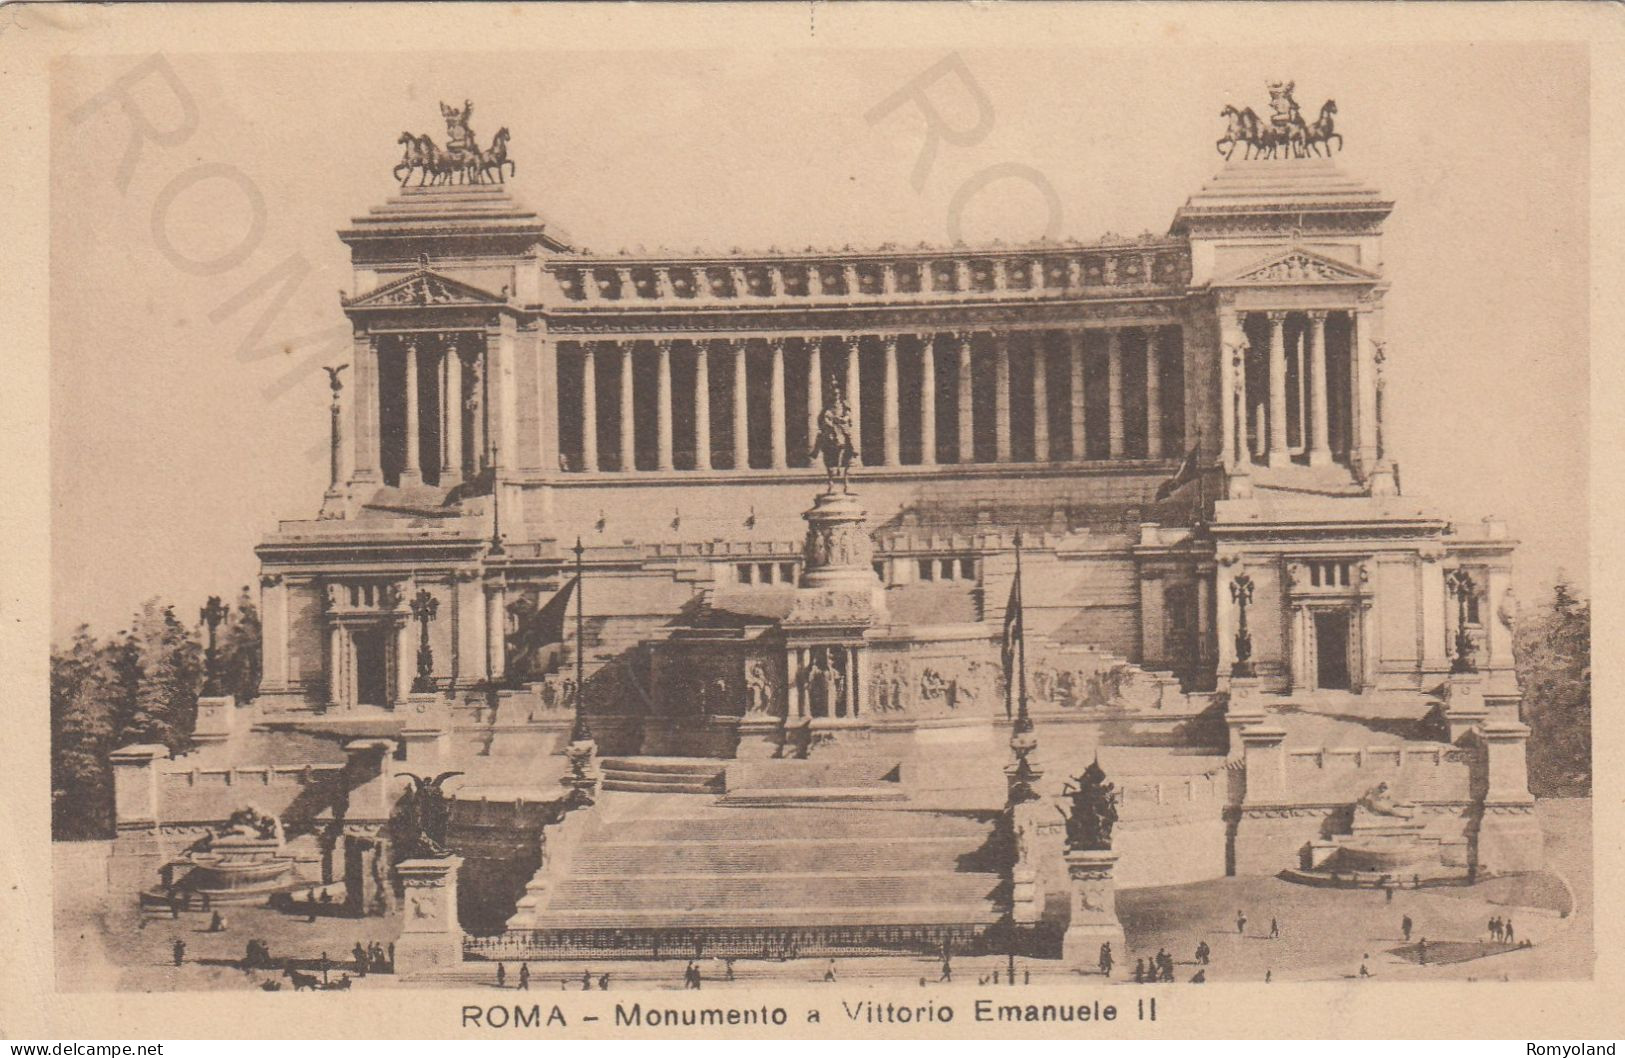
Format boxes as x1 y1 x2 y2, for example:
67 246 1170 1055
1219 246 1381 286
344 269 506 309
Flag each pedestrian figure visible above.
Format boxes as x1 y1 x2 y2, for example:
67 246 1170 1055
725 958 736 981
1505 919 1515 944
209 911 225 932
824 959 837 982
1401 914 1413 942
1133 959 1145 984
692 964 703 990
938 954 952 983
1359 961 1370 978
169 893 181 920
306 892 317 923
991 969 999 985
496 963 506 988
518 962 530 990
1098 942 1113 977
1236 910 1247 935
172 939 186 967
1191 969 1206 983
1269 917 1280 939
388 943 395 971
320 951 332 984
1489 916 1500 942
1417 938 1428 965
582 969 592 990
1385 883 1395 904
599 974 609 991
1265 969 1272 983
1412 873 1422 889
1023 969 1030 985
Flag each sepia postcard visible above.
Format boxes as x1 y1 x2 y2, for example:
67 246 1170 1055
1 0 1621 1042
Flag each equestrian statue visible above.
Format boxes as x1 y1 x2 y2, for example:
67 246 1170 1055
808 378 860 493
392 101 518 187
1216 81 1341 160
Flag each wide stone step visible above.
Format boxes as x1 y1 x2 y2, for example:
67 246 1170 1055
585 812 991 844
599 776 723 795
546 871 1002 913
526 903 1003 930
599 756 728 777
570 836 985 876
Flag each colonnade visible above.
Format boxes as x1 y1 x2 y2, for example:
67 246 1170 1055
1218 306 1378 472
562 327 1184 473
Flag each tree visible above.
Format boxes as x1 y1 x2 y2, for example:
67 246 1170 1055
1514 577 1591 797
51 626 130 839
120 599 204 755
216 585 263 702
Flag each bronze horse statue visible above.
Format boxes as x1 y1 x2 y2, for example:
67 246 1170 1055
475 127 515 184
808 378 859 493
1217 97 1339 160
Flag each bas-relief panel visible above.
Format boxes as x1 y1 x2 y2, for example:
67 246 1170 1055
865 644 1149 718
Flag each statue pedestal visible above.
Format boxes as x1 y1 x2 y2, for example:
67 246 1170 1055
192 695 237 747
1060 849 1126 973
1225 676 1267 758
394 856 465 976
1441 672 1489 743
735 717 784 760
797 490 887 614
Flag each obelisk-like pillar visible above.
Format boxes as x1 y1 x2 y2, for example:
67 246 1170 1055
401 340 422 486
692 340 710 470
579 343 598 472
1267 312 1290 466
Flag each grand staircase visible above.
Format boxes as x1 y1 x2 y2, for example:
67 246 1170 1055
497 792 1005 955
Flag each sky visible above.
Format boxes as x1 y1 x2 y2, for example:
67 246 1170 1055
49 40 1589 640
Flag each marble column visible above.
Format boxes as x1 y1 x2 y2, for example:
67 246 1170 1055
656 339 674 471
443 344 464 483
1106 328 1124 459
401 340 422 486
805 338 823 463
956 332 975 463
1218 306 1241 469
1145 329 1162 459
1354 304 1381 473
579 343 598 472
485 583 506 681
352 332 380 483
732 340 750 469
327 626 344 706
845 337 862 465
1307 311 1331 465
769 338 787 469
468 356 485 476
919 333 937 466
619 341 636 471
881 334 900 466
1069 331 1087 460
1031 332 1049 462
1267 311 1290 466
994 333 1013 463
692 340 711 470
394 619 414 703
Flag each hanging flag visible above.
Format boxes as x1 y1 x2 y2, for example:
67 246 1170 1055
508 576 578 676
1000 568 1023 721
1155 442 1202 501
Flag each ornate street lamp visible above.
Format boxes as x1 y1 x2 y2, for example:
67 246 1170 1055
1445 569 1479 675
200 595 229 696
1229 573 1255 678
409 589 439 693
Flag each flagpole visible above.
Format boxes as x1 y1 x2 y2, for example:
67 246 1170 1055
1014 531 1030 735
572 536 590 743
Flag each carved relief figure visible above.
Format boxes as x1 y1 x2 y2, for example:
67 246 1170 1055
744 659 778 718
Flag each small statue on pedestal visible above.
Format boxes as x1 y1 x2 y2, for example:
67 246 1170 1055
396 771 463 858
1059 759 1120 852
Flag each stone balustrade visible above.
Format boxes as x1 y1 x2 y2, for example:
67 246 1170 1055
545 243 1190 305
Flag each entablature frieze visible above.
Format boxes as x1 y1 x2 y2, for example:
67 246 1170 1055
535 298 1190 342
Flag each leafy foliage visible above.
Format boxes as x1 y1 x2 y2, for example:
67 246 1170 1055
1514 578 1591 797
50 593 263 839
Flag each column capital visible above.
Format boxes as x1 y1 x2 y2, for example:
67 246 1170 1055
1266 310 1290 323
841 334 863 351
1306 309 1331 323
654 337 676 353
